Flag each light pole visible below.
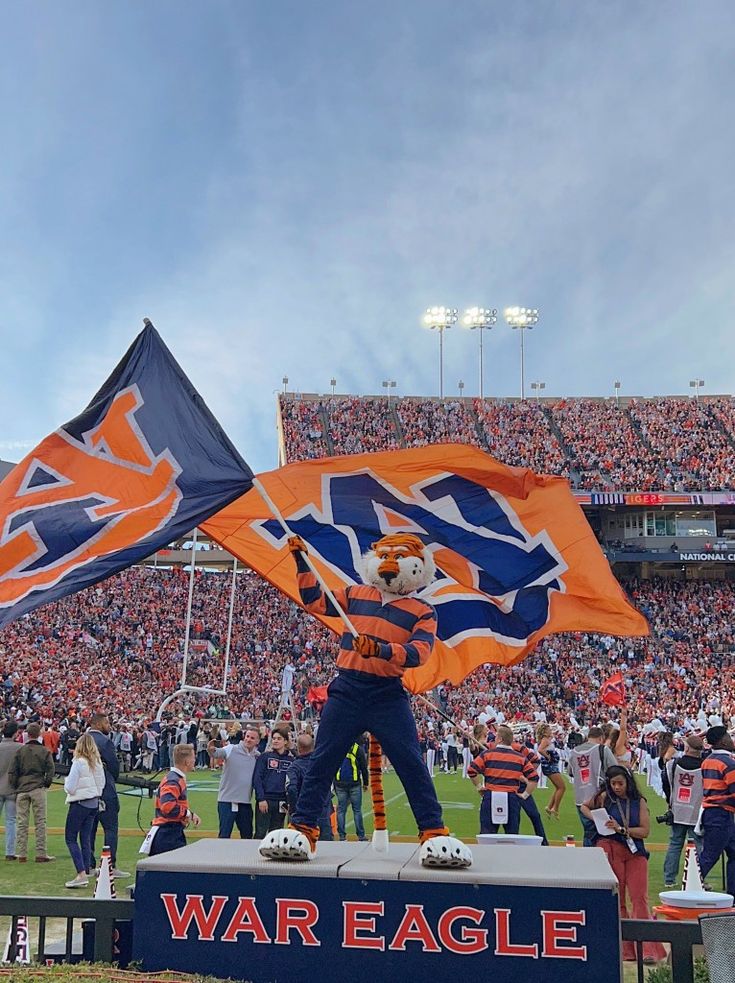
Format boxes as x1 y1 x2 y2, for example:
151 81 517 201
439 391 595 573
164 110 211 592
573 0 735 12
423 306 458 398
462 307 497 399
282 375 289 395
458 380 465 397
614 380 621 408
530 381 546 402
689 379 705 402
330 378 336 396
382 379 397 406
504 307 539 400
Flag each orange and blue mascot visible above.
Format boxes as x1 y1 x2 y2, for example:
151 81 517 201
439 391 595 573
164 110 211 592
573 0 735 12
259 532 472 868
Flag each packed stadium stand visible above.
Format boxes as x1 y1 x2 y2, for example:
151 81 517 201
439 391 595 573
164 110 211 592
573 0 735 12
277 392 735 492
1 392 734 737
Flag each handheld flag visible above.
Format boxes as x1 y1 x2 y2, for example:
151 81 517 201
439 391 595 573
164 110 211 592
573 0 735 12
600 671 627 707
203 444 648 693
0 321 253 628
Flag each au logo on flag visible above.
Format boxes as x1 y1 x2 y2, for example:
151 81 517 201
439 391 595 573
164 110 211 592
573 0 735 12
0 385 182 606
253 469 568 647
204 442 649 690
0 321 253 628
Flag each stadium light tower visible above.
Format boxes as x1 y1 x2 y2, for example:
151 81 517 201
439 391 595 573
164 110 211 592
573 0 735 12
330 377 336 396
504 307 539 400
689 378 705 402
282 375 289 395
462 307 497 399
530 381 546 402
382 379 397 405
423 306 458 398
614 380 621 408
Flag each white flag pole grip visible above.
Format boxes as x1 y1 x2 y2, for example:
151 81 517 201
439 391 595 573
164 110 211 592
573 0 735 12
252 476 359 637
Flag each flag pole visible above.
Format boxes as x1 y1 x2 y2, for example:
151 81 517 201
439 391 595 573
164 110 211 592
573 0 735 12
252 476 359 637
412 693 485 751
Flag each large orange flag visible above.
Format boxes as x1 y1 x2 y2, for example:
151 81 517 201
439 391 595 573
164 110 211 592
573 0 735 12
202 444 647 694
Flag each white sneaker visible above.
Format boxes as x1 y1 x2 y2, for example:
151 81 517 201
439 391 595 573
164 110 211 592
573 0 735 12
65 877 89 889
110 867 131 877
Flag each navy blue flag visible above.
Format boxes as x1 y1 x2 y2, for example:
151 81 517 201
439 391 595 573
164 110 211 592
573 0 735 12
0 321 253 627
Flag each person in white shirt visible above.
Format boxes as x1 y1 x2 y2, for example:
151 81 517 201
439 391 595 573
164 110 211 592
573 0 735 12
64 734 105 888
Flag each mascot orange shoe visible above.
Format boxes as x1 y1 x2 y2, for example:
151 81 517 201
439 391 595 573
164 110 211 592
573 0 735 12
259 533 472 869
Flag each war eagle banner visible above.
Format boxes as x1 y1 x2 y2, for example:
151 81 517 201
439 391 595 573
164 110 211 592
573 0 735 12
0 322 253 628
203 444 648 693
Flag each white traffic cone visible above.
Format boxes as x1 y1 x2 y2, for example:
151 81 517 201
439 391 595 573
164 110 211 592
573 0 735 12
94 845 116 900
681 839 704 893
3 915 30 963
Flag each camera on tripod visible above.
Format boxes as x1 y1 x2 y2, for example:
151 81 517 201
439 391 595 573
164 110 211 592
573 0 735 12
656 809 674 826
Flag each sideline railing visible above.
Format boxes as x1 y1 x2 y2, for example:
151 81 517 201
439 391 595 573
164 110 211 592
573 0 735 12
622 918 703 983
0 896 135 963
0 899 709 980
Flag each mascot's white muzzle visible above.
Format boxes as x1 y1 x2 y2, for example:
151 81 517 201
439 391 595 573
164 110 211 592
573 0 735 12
377 556 400 586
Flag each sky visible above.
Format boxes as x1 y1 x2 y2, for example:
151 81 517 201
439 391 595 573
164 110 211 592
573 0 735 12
1 1 734 473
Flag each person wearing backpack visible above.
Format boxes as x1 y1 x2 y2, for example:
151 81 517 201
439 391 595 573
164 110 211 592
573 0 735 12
569 726 618 846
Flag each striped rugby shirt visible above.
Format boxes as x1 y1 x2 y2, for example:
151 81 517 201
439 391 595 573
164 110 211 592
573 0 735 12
702 750 735 813
152 768 189 826
295 555 436 678
468 744 539 793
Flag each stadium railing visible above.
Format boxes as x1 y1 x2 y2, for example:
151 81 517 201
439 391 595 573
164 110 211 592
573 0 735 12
0 895 135 963
621 917 703 983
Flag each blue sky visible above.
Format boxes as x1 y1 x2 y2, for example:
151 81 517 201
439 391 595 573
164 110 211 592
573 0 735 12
1 1 734 472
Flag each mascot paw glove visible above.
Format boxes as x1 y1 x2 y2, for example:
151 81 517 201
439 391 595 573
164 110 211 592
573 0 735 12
287 535 308 555
354 634 380 658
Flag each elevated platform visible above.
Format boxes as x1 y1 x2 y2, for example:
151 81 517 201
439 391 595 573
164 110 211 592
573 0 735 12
134 840 621 982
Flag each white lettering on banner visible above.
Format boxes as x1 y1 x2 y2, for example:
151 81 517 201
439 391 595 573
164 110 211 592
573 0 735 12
159 893 589 960
678 553 735 562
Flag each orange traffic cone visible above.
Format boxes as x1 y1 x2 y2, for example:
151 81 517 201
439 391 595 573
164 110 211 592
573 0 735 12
94 845 116 900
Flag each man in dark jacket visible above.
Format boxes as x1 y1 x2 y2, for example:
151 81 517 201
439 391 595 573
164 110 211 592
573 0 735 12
9 722 55 862
88 713 128 878
253 726 294 838
285 734 333 840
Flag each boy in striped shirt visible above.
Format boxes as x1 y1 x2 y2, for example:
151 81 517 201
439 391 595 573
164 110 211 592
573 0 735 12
150 744 200 856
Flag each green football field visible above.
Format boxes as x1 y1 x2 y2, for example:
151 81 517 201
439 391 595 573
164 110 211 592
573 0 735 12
0 767 719 903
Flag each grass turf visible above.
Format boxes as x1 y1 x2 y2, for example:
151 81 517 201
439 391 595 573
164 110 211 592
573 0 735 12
0 767 709 901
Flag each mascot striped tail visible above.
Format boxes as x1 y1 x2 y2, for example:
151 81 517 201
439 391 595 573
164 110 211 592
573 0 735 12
369 735 389 852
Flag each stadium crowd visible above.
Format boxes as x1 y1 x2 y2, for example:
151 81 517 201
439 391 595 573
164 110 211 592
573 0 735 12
279 393 735 491
325 397 401 455
0 568 732 747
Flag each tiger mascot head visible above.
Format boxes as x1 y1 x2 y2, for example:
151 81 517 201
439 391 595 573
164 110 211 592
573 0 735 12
358 533 436 596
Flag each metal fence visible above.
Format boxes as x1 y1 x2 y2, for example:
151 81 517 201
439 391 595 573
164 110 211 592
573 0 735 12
0 895 135 964
622 918 703 983
0 898 710 981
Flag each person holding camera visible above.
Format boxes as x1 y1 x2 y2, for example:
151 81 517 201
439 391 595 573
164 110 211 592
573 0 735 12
661 735 704 888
